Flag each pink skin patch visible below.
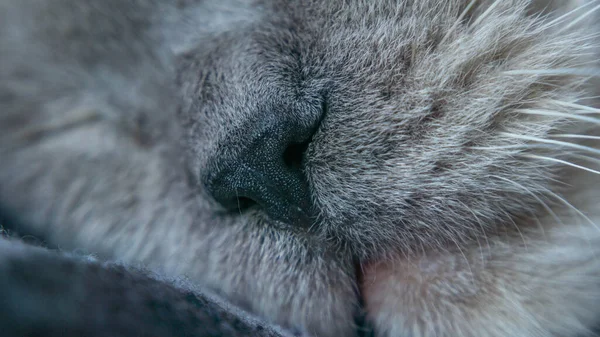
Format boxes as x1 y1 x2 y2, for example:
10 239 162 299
359 251 489 334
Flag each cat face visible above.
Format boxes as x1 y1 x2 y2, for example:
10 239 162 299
184 0 591 259
178 0 597 334
1 0 597 336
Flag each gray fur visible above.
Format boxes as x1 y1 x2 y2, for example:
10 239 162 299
1 0 600 336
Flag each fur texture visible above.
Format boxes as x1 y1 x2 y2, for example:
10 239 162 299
1 0 600 336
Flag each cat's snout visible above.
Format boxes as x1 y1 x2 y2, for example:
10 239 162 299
204 116 315 227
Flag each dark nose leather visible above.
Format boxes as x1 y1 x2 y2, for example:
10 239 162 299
205 118 314 226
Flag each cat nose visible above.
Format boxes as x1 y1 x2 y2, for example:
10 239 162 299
205 119 314 227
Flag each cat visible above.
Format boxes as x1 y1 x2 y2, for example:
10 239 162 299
1 0 600 336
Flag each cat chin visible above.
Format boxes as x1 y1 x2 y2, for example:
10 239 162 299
179 214 361 337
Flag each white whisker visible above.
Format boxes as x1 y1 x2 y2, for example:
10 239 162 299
572 153 600 165
558 3 600 33
503 68 600 77
470 0 501 27
491 175 564 232
501 132 600 156
448 231 477 287
532 215 548 242
441 0 477 46
468 144 528 151
516 108 600 124
548 100 600 114
551 134 600 140
457 199 490 261
577 95 600 101
505 207 529 252
523 154 600 175
544 189 600 233
542 1 597 29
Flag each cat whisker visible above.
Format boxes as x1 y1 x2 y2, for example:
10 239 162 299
501 132 600 156
491 174 564 232
542 188 600 234
569 31 600 44
503 207 530 252
550 134 600 140
547 100 600 114
541 0 598 29
532 215 549 243
468 144 529 151
469 144 600 165
440 0 477 46
447 230 477 287
456 199 490 262
558 3 600 33
577 94 600 101
470 0 501 28
571 153 600 165
524 154 600 175
503 68 600 77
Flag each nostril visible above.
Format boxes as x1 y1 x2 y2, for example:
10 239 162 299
283 141 310 170
213 187 260 214
235 196 257 211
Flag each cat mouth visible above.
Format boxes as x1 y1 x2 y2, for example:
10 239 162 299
354 259 375 336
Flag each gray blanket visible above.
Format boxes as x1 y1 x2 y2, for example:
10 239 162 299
0 237 295 337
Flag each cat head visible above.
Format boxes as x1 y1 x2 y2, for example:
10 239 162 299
1 0 598 336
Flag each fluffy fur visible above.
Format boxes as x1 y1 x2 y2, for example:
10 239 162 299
1 0 600 336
